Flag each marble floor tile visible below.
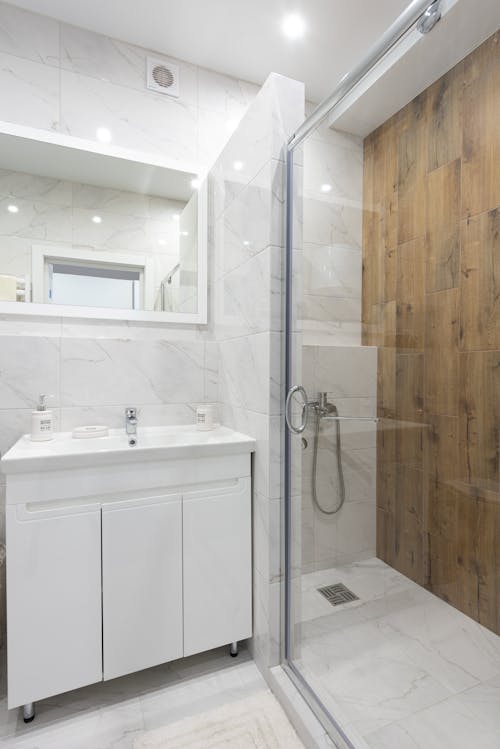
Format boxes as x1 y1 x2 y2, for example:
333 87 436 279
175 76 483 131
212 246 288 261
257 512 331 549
0 647 267 749
294 558 500 747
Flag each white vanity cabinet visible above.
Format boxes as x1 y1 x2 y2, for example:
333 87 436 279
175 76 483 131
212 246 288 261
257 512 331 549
102 493 184 680
6 502 103 709
183 478 252 657
1 426 255 714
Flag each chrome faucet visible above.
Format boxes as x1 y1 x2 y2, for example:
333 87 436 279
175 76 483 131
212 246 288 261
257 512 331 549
125 407 138 446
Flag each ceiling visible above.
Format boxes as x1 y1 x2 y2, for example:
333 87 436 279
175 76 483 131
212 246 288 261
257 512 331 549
7 0 410 102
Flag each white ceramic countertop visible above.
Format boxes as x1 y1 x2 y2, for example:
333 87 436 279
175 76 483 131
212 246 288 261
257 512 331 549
1 425 255 474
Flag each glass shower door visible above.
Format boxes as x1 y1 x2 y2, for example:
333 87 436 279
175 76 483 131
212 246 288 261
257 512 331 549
284 16 500 749
284 117 378 749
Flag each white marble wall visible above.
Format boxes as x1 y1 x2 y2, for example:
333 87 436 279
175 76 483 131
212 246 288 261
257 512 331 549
0 1 259 172
302 115 363 347
0 0 263 646
301 345 377 572
209 73 305 671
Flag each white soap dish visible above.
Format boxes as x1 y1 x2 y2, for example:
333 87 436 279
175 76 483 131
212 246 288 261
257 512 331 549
72 425 109 439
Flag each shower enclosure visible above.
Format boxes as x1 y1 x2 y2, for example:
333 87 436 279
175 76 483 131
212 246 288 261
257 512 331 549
283 1 500 747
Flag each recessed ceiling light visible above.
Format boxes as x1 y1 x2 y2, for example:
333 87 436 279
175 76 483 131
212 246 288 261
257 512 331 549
7 204 19 213
191 178 200 189
282 13 306 40
320 183 332 193
233 160 244 171
96 127 112 143
92 215 102 224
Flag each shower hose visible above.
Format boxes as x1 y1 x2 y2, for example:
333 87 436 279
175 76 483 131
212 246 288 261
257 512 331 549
311 403 346 515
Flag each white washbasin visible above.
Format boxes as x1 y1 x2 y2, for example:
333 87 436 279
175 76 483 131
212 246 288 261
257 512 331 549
1 425 255 474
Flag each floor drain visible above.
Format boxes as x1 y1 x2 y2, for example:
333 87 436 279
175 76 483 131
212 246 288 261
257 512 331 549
317 583 359 606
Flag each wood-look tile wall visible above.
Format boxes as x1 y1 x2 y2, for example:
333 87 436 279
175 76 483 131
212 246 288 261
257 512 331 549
362 31 500 634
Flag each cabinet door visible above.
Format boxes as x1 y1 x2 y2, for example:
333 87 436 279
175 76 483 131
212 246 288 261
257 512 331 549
6 502 102 708
183 477 252 657
102 494 183 680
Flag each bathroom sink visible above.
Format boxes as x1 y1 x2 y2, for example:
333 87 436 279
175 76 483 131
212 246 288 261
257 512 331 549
1 425 255 474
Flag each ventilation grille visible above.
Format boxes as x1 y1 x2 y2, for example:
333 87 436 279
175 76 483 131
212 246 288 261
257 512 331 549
146 56 179 97
317 583 359 607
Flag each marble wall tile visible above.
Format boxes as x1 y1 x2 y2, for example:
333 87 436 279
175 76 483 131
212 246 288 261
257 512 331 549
213 246 281 339
59 338 207 406
60 70 198 162
0 313 62 337
0 196 72 243
58 317 201 342
218 333 276 415
0 170 72 206
0 2 59 66
0 335 60 410
304 345 378 399
59 403 198 432
72 183 184 220
303 244 361 299
71 207 152 251
214 160 284 278
0 50 59 131
198 68 258 116
0 236 31 278
304 138 363 204
60 24 198 107
303 198 362 249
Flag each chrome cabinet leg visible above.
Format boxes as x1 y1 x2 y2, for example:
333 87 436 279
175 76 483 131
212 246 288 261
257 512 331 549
230 641 238 657
23 703 35 723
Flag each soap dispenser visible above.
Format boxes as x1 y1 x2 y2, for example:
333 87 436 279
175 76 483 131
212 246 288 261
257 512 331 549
31 394 54 441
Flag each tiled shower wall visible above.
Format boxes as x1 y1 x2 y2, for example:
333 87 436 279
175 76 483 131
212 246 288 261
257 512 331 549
363 31 500 634
299 120 378 572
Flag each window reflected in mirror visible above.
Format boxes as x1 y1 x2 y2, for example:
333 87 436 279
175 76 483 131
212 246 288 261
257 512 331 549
0 143 205 321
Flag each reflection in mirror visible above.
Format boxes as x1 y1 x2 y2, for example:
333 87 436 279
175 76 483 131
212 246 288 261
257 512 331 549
0 134 206 322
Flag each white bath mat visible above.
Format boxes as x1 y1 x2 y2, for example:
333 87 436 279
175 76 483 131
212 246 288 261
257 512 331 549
134 691 305 748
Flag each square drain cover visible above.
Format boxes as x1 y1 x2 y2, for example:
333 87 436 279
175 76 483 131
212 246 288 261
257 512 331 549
317 582 359 606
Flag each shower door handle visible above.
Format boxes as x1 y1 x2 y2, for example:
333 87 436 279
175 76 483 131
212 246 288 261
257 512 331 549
285 385 309 434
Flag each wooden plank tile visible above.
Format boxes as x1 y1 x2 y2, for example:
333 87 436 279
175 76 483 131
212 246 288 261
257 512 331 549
425 159 461 292
427 62 464 172
377 345 396 419
427 480 460 605
424 289 459 415
397 93 428 244
424 415 460 484
462 31 500 218
377 421 397 515
459 351 500 486
455 491 480 621
396 237 425 349
395 464 425 585
477 495 500 633
396 353 424 421
460 207 500 351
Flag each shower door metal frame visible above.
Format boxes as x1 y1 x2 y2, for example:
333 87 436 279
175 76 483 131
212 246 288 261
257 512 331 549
282 0 442 744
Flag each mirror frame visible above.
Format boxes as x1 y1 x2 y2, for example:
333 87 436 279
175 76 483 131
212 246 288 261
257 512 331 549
0 121 208 325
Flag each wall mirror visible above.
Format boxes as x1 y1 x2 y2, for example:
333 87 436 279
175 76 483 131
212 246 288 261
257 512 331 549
0 123 207 324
